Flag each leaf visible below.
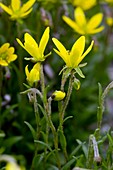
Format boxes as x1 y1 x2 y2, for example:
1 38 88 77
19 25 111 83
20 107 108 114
24 121 36 139
75 67 85 78
38 104 48 120
43 85 50 104
32 153 45 167
34 140 53 152
63 116 73 123
70 144 82 158
61 157 77 170
79 62 87 68
58 129 67 150
3 136 23 148
0 131 5 138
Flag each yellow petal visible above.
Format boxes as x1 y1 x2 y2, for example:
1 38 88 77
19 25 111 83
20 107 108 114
0 43 10 53
74 7 86 27
62 15 85 34
11 0 21 11
8 54 17 62
88 26 104 34
24 33 39 60
0 60 8 66
79 40 94 64
20 8 32 18
52 38 67 55
21 0 36 13
87 13 103 30
39 27 50 55
71 36 85 58
53 48 68 64
16 38 26 49
8 47 14 55
0 3 13 15
70 36 85 67
25 65 30 79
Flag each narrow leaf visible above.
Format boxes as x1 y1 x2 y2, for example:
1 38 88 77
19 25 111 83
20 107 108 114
24 121 36 139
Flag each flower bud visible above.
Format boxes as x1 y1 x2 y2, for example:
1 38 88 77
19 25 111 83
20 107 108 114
52 90 66 101
73 78 81 90
5 162 21 170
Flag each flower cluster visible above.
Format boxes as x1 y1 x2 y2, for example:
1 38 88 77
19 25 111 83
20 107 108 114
0 43 17 66
0 0 36 21
71 0 97 10
63 7 104 35
17 27 94 86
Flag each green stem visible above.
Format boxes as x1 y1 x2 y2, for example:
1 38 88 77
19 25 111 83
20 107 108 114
60 72 74 125
47 97 61 169
40 66 61 168
0 66 3 129
40 65 45 95
29 90 41 170
58 71 74 162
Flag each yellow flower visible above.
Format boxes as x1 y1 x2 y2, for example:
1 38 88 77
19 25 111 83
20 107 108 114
71 0 96 10
106 17 113 26
104 0 113 4
0 43 17 66
52 36 94 69
62 7 104 35
16 27 50 62
0 0 36 21
5 162 21 170
52 90 66 101
25 63 40 87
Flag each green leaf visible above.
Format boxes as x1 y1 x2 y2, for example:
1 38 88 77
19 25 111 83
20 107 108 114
75 67 85 78
23 83 31 89
58 130 67 150
61 157 77 170
24 121 36 139
79 62 87 68
38 104 48 121
63 116 73 123
43 85 50 104
32 153 44 167
107 133 113 145
0 131 5 138
70 144 82 158
3 136 23 148
34 140 53 152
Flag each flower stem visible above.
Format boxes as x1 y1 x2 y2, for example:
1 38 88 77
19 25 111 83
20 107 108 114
0 66 3 129
60 71 74 124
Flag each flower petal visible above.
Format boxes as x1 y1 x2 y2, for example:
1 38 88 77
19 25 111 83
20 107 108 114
21 0 36 13
11 0 21 11
20 8 32 18
25 65 30 79
0 43 10 53
74 7 87 27
39 27 50 55
88 26 104 34
62 15 85 34
0 3 13 15
0 60 8 66
52 38 67 54
24 33 39 59
79 40 94 64
70 36 85 68
87 13 103 30
7 54 17 62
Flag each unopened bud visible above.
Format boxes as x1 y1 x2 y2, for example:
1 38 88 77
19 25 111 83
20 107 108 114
52 90 66 101
73 78 81 90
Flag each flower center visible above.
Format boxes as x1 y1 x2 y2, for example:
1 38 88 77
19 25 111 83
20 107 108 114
0 52 7 60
